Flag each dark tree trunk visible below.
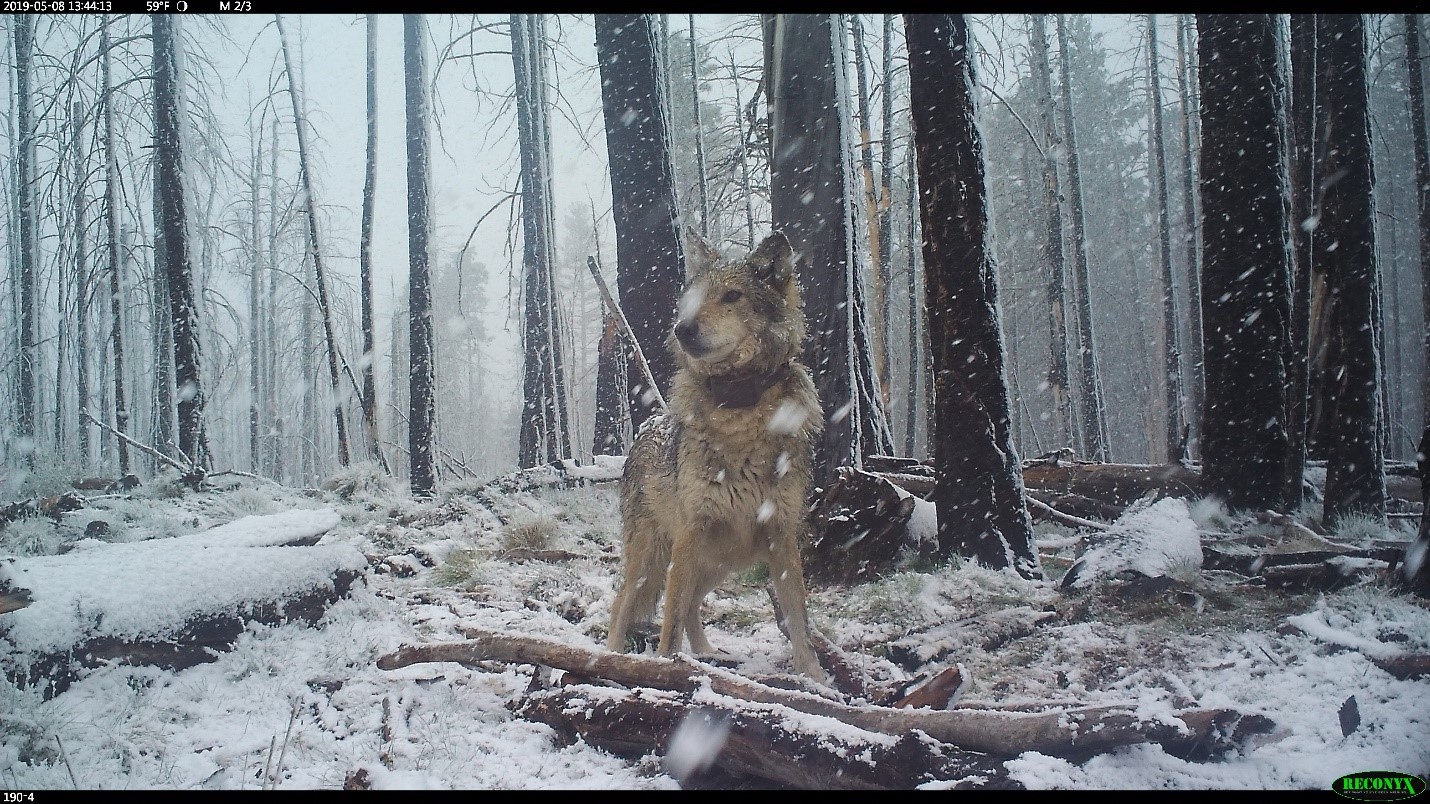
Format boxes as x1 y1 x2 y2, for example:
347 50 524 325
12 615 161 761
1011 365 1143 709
904 142 922 459
404 13 437 496
592 309 626 457
1056 14 1111 462
687 15 709 237
1316 14 1385 526
1285 15 1317 509
1028 14 1075 451
360 14 384 470
764 13 893 489
1195 13 1292 512
71 102 91 467
1176 15 1205 456
1408 14 1430 434
904 13 1043 580
14 16 36 462
1148 15 1184 462
514 14 571 468
101 18 130 475
851 14 889 407
593 14 685 436
152 14 208 469
266 120 284 482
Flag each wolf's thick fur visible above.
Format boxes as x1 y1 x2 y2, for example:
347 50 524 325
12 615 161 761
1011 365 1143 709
606 231 825 680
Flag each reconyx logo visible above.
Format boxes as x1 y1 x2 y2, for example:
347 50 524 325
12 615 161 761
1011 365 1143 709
1333 771 1426 801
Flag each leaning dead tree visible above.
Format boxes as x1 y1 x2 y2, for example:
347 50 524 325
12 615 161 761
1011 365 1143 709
276 15 351 469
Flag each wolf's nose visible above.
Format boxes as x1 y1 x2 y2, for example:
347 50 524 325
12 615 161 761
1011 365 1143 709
674 320 698 347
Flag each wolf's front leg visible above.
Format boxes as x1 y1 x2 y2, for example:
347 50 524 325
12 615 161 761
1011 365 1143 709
658 542 698 657
767 529 827 683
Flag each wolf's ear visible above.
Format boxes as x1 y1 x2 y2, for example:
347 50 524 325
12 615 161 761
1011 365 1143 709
750 231 795 291
683 228 722 275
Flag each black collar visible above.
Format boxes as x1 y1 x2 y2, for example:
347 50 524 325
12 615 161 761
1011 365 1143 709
704 363 792 409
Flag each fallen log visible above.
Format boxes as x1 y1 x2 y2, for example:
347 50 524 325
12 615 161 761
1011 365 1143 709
515 684 1017 790
377 628 1272 760
806 467 921 585
1 509 358 697
0 492 85 529
1020 462 1202 508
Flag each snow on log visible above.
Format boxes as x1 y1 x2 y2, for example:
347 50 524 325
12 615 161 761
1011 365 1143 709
0 509 361 697
515 684 1017 789
377 627 1273 761
0 492 85 528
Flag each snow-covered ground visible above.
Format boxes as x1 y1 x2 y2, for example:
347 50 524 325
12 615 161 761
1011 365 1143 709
1 462 1426 790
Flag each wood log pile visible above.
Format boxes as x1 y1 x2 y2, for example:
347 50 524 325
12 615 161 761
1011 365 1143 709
378 628 1274 789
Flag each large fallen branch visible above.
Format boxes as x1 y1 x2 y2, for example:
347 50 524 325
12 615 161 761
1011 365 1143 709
516 684 1016 789
0 492 84 529
377 628 1272 760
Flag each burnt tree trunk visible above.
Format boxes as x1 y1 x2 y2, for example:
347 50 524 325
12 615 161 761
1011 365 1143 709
594 14 685 435
1316 13 1386 526
592 309 626 457
1176 14 1205 456
905 13 1042 580
152 14 208 469
514 14 571 467
764 13 893 489
1195 13 1292 512
1285 15 1317 509
1407 14 1430 434
404 13 437 496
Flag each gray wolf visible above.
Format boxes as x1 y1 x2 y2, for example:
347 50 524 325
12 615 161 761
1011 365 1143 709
606 230 826 680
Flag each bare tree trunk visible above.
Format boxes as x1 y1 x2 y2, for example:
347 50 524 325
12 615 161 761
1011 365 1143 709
249 136 262 474
71 102 91 468
879 14 896 416
152 14 207 469
764 13 893 488
687 15 709 237
1284 15 1317 508
13 16 36 464
592 308 626 457
905 13 1042 580
101 18 130 475
404 13 437 496
276 14 350 469
1196 13 1292 512
514 14 571 467
1148 15 1184 461
360 14 385 470
1029 14 1075 451
594 14 685 435
1408 13 1430 437
904 142 921 459
1176 15 1205 456
1317 13 1385 526
266 120 284 483
850 15 889 406
728 55 756 250
1056 14 1111 462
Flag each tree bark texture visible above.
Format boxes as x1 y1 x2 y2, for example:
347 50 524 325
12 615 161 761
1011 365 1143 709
152 14 208 469
404 13 436 496
904 13 1042 580
594 14 686 436
1195 14 1292 512
764 13 893 489
1315 14 1386 526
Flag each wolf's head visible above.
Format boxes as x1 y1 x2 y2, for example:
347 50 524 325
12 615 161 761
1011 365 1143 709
670 231 805 378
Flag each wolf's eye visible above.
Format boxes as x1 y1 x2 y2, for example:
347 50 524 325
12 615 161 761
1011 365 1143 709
721 289 744 304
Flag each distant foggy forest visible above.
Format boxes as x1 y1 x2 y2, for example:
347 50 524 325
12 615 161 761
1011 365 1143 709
1 14 1424 536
